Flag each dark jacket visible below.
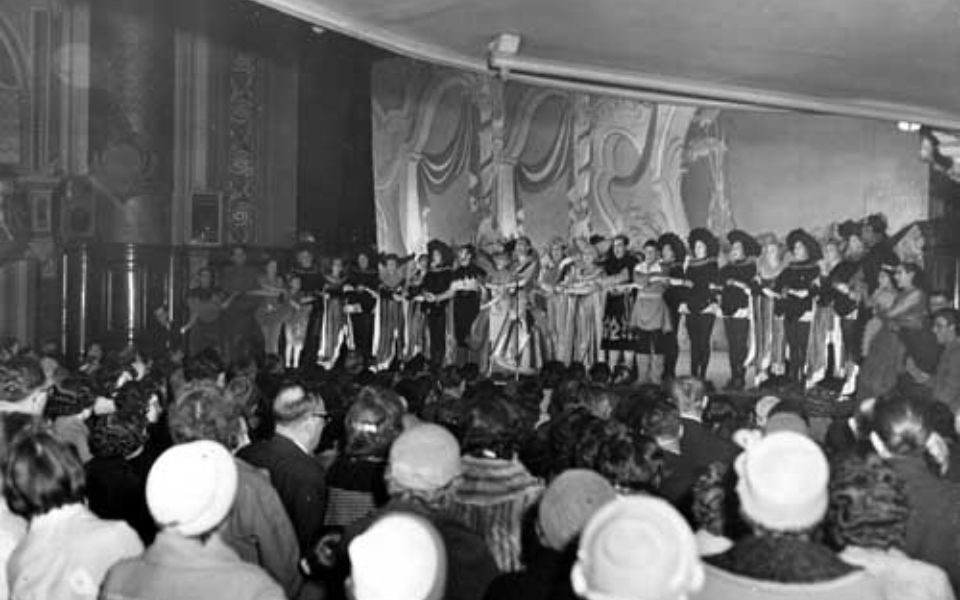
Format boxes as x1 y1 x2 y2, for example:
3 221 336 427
324 456 389 528
680 418 740 468
719 260 757 317
889 455 960 592
685 258 719 313
223 457 311 600
775 261 820 321
707 535 859 583
483 546 578 600
237 434 328 553
345 498 499 600
85 456 157 545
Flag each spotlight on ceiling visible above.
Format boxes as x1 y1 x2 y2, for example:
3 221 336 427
312 25 326 36
897 121 921 132
489 33 521 57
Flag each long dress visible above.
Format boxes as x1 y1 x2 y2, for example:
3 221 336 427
558 259 604 367
404 268 428 361
347 269 380 360
374 271 406 370
488 257 544 375
421 267 453 366
317 275 351 368
186 287 224 357
754 260 787 385
805 260 847 387
538 257 575 362
253 273 289 357
450 261 487 365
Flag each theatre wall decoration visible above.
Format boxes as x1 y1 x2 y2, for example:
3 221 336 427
371 57 695 255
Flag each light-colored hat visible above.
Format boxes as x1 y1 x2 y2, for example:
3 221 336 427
349 512 447 600
538 469 617 551
388 423 461 491
735 431 829 531
146 440 238 537
572 496 704 600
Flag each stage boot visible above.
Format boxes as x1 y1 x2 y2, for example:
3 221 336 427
649 354 663 385
635 353 652 384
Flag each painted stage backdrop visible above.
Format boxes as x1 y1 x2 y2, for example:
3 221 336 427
371 57 695 255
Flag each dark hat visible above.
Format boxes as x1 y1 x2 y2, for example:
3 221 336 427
727 230 761 258
426 240 453 265
786 228 823 262
588 235 606 246
657 232 687 263
864 213 888 235
687 228 719 258
837 219 862 241
611 234 630 246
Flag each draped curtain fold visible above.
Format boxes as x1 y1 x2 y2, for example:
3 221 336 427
418 100 478 194
515 105 575 194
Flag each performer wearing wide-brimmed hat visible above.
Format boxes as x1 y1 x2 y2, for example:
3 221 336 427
777 228 822 383
684 228 721 380
658 232 688 380
720 230 760 389
421 240 455 366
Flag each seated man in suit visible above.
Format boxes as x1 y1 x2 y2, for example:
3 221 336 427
238 379 330 555
671 376 740 467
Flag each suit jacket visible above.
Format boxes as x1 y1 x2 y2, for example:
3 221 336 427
221 458 311 600
680 418 740 468
237 434 328 553
660 419 740 517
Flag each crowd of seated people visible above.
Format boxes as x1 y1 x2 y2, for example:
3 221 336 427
0 315 959 600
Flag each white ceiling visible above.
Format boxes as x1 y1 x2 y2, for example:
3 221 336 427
252 0 960 128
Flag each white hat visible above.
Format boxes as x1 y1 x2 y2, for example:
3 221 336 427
735 431 829 531
572 496 704 600
146 440 238 537
349 512 446 600
388 424 461 491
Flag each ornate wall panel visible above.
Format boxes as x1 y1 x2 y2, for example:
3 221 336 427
371 57 696 254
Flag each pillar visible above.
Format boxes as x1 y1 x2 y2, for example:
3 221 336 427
89 0 173 244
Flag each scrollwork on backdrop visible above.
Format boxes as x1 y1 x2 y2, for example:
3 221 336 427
225 51 259 244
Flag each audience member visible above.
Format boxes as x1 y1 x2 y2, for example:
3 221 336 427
485 469 615 600
347 512 446 600
572 496 704 600
828 453 954 600
5 429 143 599
169 382 314 599
701 431 884 598
100 441 286 599
237 379 330 554
345 423 498 600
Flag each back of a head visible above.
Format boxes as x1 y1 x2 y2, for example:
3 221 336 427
273 380 322 427
460 396 516 459
169 383 244 450
388 423 461 494
827 453 910 551
0 357 46 411
871 395 929 457
183 349 226 384
670 377 705 417
538 469 616 551
345 386 404 458
147 440 238 538
348 512 446 600
572 496 704 600
4 427 86 519
642 399 682 441
90 413 148 459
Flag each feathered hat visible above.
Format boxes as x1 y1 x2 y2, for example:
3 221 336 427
727 230 761 258
786 228 823 262
687 227 719 258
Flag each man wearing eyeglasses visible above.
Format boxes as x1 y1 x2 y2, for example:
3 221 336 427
238 380 330 556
